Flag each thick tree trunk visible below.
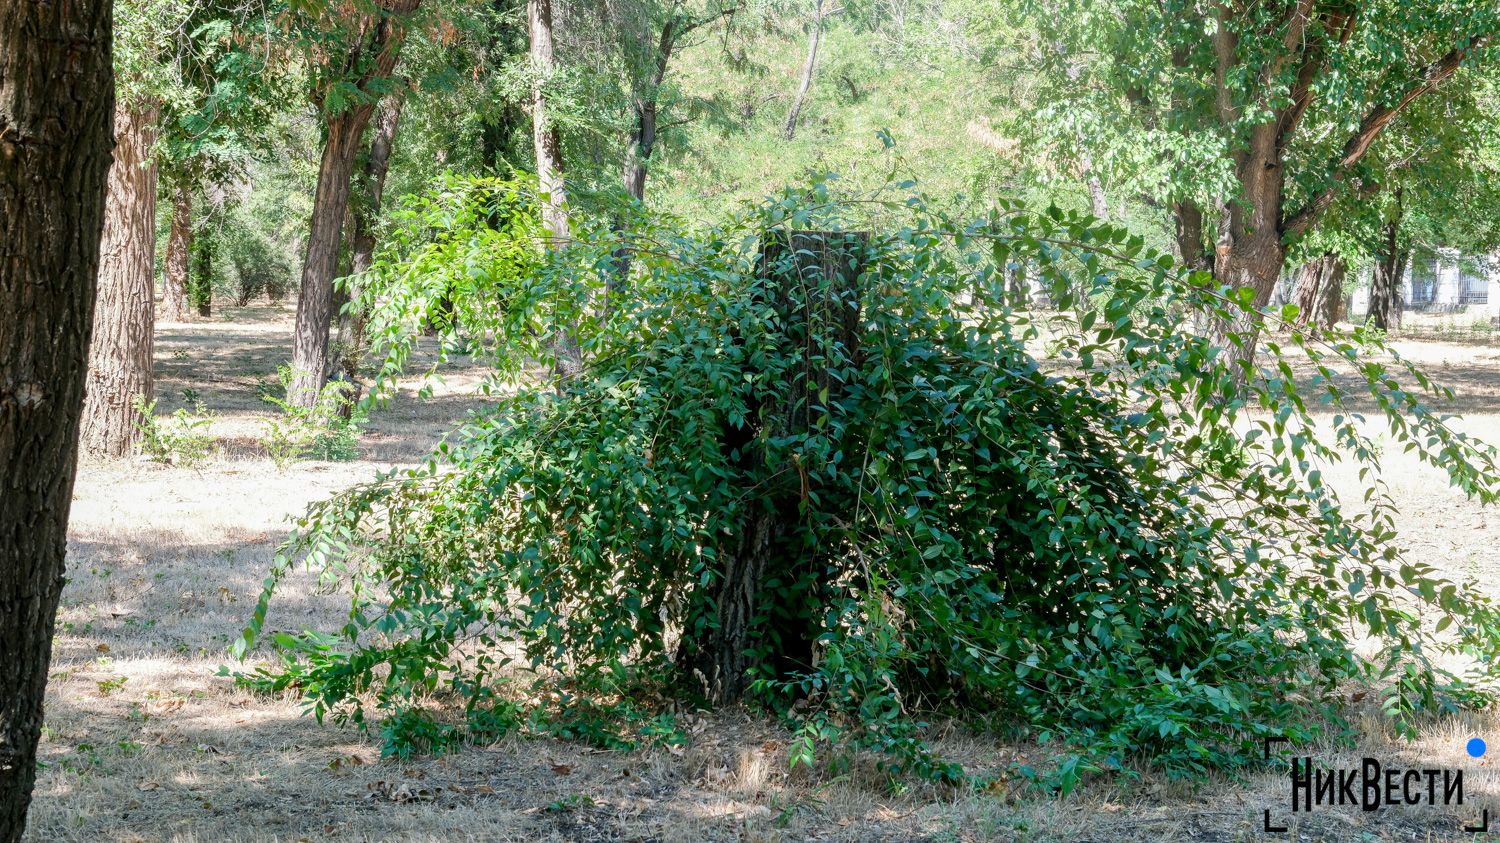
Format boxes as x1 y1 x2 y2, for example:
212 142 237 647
1172 200 1211 273
1370 235 1406 332
682 231 867 705
287 0 419 408
783 0 825 142
1291 253 1346 331
0 0 115 835
160 182 192 322
1208 224 1286 378
528 0 581 379
80 102 158 459
336 93 404 380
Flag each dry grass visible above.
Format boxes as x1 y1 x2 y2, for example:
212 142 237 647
24 309 1500 842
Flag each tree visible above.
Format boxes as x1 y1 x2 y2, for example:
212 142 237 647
80 99 159 457
1019 0 1500 362
161 183 194 321
782 0 827 141
287 0 423 408
334 91 406 380
78 0 192 457
0 0 115 836
239 182 1500 781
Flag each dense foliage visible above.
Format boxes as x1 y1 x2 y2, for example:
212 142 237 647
234 173 1500 785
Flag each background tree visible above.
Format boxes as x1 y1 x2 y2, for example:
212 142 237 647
79 0 189 458
288 0 424 408
1017 0 1500 362
0 0 115 834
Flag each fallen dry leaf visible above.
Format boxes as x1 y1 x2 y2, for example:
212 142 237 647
550 763 573 776
137 781 159 792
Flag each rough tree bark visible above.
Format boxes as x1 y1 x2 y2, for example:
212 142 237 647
287 0 421 409
681 231 867 705
1290 252 1346 331
783 0 825 141
160 183 192 322
1370 232 1406 332
0 0 115 835
335 93 404 380
80 102 159 458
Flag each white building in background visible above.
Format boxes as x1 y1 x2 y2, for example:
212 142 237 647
1345 249 1500 322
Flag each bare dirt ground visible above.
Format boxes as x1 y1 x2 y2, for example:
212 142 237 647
23 306 1500 842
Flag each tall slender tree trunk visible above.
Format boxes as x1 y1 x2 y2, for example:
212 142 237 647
335 93 404 380
290 114 368 406
783 0 825 142
80 102 158 458
160 183 192 322
609 19 677 302
191 230 213 316
0 0 115 835
287 0 419 409
529 0 581 379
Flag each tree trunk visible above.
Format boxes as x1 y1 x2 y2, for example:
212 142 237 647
783 0 825 142
609 20 677 303
0 0 114 835
1208 224 1286 378
289 114 367 406
1291 253 1347 331
160 182 192 322
191 231 213 317
80 101 158 459
1172 200 1212 273
1370 233 1406 332
528 0 581 379
681 231 867 705
336 93 404 380
287 0 419 409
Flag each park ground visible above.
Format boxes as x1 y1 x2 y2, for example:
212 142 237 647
22 306 1500 842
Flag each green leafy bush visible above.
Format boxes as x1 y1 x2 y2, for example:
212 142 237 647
258 366 364 469
132 395 215 467
234 175 1500 784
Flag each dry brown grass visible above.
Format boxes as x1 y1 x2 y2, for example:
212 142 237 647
24 309 1500 842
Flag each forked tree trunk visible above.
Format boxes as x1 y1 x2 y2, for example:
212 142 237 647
783 0 825 142
681 230 868 705
80 102 159 458
336 93 404 379
610 18 677 299
0 0 115 835
288 0 420 409
160 183 192 322
290 114 367 406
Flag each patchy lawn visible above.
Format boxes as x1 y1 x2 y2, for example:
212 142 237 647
25 307 1500 842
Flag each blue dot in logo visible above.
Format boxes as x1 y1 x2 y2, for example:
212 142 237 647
1468 738 1487 758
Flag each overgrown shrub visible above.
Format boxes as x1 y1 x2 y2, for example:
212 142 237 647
132 394 215 467
258 366 364 469
234 175 1500 785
